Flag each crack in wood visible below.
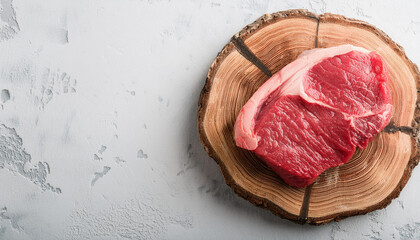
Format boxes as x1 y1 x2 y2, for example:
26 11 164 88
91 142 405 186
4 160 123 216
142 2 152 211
383 122 416 136
298 182 314 224
315 17 320 48
231 37 273 77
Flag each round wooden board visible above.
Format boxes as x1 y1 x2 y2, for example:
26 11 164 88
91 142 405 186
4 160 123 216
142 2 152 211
197 9 420 225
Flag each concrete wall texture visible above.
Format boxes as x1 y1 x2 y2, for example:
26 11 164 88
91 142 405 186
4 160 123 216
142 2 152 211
0 0 419 239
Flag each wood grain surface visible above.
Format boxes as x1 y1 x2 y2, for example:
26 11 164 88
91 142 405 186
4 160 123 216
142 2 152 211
197 9 420 225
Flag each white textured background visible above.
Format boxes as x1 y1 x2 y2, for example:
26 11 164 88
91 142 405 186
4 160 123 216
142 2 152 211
0 0 419 239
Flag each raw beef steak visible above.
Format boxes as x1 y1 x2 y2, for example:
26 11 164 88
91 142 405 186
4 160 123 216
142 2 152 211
234 45 392 188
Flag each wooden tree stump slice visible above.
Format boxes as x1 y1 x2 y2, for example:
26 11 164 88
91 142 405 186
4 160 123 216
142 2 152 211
197 9 420 225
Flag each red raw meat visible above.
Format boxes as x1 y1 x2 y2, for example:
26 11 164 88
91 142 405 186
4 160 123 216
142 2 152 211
234 45 392 188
